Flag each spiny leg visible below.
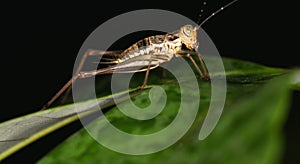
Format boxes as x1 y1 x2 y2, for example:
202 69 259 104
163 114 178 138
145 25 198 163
41 65 116 110
41 75 79 110
43 49 121 109
186 55 205 79
195 52 209 80
60 49 121 104
177 50 209 80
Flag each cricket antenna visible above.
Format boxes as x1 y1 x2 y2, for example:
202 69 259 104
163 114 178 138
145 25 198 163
195 0 238 30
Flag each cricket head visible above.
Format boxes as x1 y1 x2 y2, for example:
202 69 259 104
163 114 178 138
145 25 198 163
179 24 198 50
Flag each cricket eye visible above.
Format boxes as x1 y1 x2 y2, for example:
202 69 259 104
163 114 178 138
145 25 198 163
183 25 193 37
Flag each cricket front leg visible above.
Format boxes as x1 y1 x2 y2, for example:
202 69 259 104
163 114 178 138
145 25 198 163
184 54 205 79
179 50 210 80
195 51 209 80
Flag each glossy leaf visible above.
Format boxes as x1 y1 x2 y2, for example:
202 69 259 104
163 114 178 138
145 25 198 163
37 58 298 163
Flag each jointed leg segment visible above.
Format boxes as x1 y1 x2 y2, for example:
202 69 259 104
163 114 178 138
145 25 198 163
42 49 121 110
179 50 209 80
141 60 152 89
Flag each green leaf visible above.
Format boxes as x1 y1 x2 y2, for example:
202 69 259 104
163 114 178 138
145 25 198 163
0 87 144 161
36 58 297 164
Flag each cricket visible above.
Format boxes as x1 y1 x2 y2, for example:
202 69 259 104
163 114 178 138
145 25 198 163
42 0 238 110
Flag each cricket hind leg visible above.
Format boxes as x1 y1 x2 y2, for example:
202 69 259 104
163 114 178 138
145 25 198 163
41 75 79 110
42 49 121 109
59 49 122 104
41 66 117 110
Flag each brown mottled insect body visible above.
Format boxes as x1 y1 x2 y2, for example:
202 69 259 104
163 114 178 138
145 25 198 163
42 0 238 110
111 25 198 72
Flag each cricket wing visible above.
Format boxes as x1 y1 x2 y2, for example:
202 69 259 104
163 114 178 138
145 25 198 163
94 53 172 74
89 50 123 65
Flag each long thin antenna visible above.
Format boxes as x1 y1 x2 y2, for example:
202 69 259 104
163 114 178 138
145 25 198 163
196 0 238 30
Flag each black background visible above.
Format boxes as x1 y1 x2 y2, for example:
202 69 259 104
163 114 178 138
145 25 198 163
2 0 299 163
